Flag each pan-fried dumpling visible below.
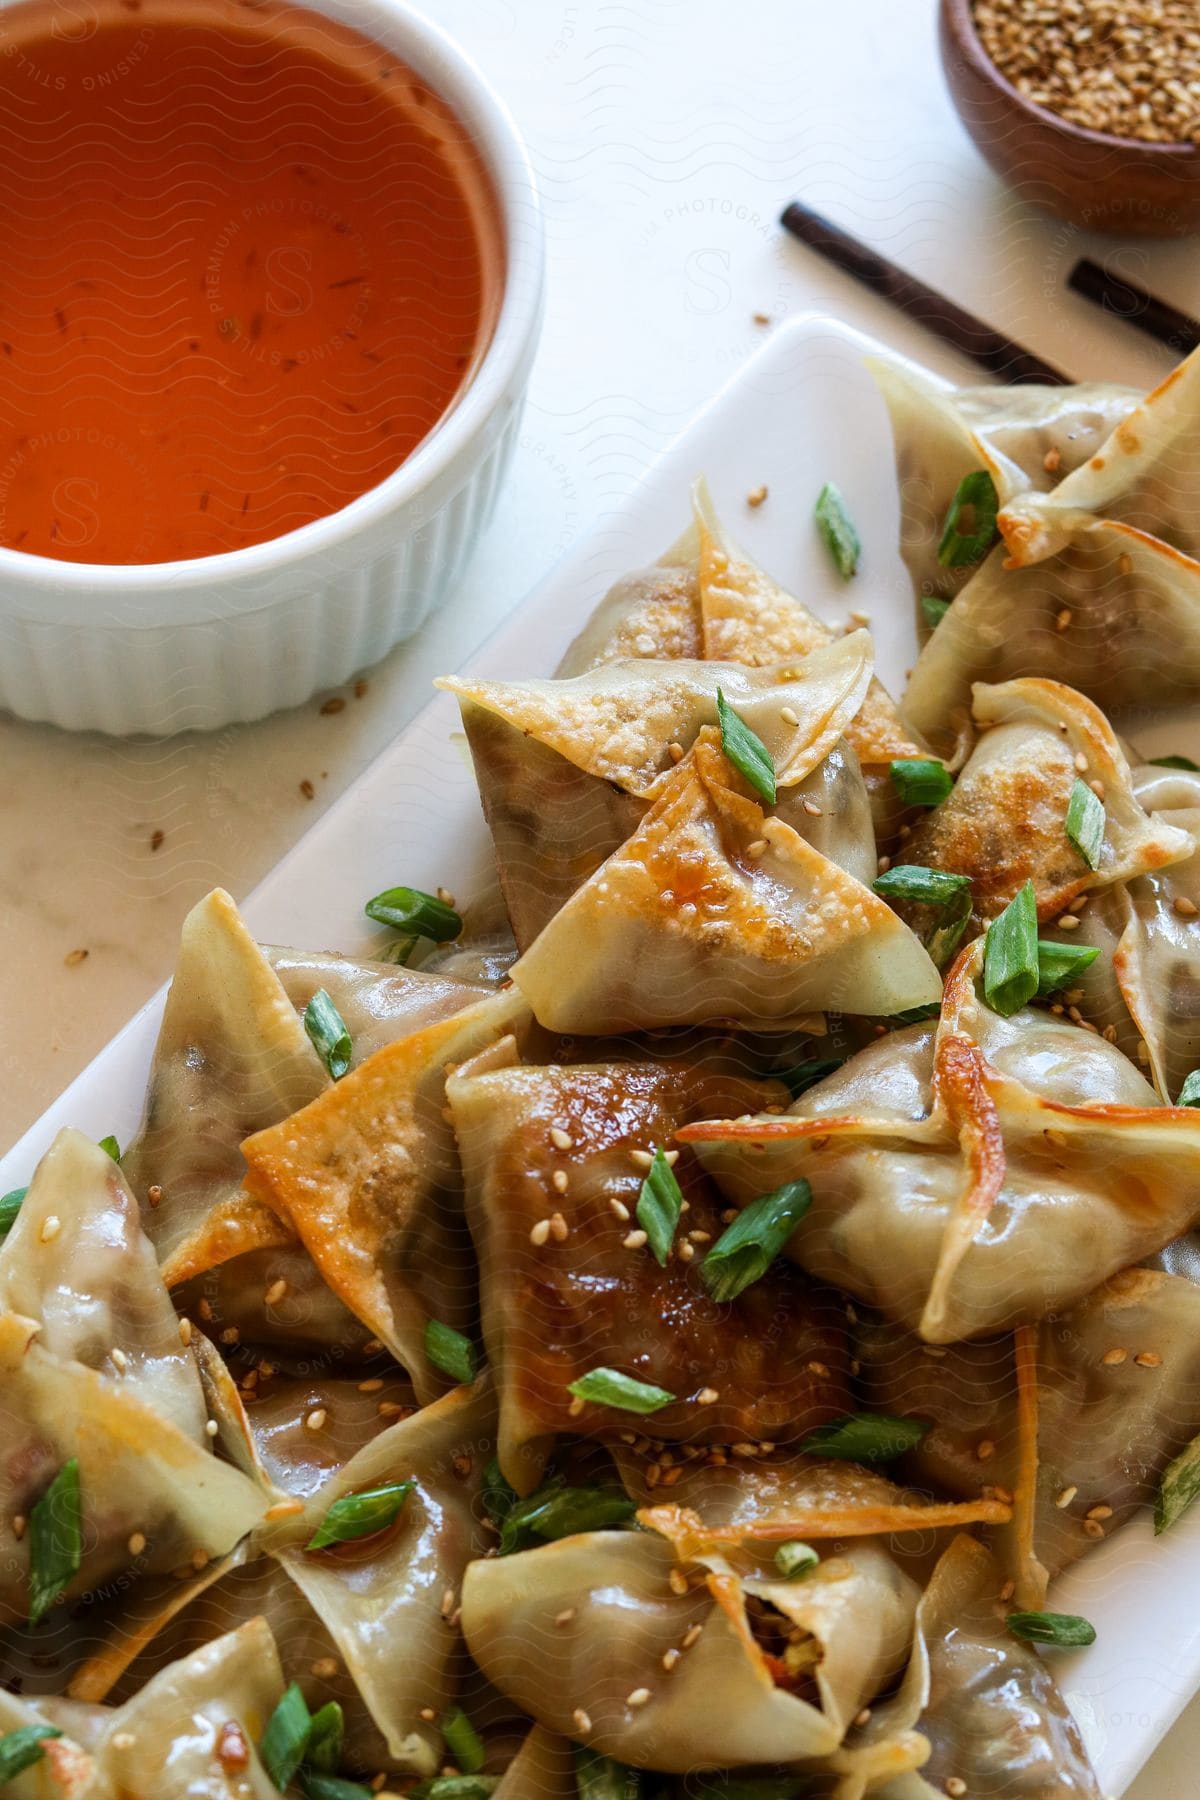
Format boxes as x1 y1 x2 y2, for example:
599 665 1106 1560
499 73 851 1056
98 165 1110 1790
267 944 489 1062
242 991 529 1401
556 523 703 673
446 1049 849 1491
682 940 1200 1341
510 730 942 1033
871 352 1136 615
905 1535 1100 1799
440 637 876 948
463 1457 1004 1773
901 679 1193 927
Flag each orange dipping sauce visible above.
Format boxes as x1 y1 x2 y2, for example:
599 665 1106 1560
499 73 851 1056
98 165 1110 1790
0 0 500 564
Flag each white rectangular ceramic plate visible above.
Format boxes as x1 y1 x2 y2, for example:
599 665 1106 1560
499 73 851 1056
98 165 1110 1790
4 312 1196 1796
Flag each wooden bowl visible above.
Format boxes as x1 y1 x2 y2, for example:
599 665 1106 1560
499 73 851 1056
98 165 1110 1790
939 0 1200 237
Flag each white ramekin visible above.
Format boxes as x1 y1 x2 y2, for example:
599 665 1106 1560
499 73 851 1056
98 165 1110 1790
0 0 543 737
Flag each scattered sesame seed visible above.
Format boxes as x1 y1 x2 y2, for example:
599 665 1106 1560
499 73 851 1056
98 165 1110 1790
854 1707 872 1727
39 1215 61 1243
568 1395 586 1418
358 1377 384 1393
1057 914 1081 931
802 798 824 816
311 1656 340 1678
440 1587 456 1619
1086 1503 1114 1520
530 1218 552 1247
205 1418 219 1437
552 1171 569 1196
1056 1485 1078 1509
1175 896 1199 918
668 741 685 763
437 887 457 909
573 1709 592 1734
976 1439 996 1461
697 1386 720 1405
1056 608 1072 632
179 1318 194 1346
623 1229 649 1250
1074 752 1089 773
11 1515 25 1540
191 1548 210 1572
682 1624 704 1649
197 1299 214 1322
877 855 891 874
999 1579 1015 1602
305 1408 328 1431
945 1780 967 1799
1135 1351 1163 1367
64 947 89 967
264 1278 289 1307
264 1499 305 1520
147 1184 163 1207
677 1240 695 1262
111 1732 137 1752
1044 447 1062 473
420 1708 437 1723
220 1326 239 1346
626 1688 651 1708
550 1127 573 1151
1083 1518 1106 1539
780 706 799 726
662 1647 680 1671
609 1198 631 1222
555 1607 576 1625
746 485 768 508
629 1149 654 1171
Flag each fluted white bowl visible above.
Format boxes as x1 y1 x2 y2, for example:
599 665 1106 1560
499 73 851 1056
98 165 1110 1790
0 0 543 736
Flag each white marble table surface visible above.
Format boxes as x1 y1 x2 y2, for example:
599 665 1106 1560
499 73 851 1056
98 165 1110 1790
3 1 1197 1788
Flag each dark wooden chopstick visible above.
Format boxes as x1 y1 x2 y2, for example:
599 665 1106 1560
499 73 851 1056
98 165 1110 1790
780 199 1071 386
1068 257 1200 358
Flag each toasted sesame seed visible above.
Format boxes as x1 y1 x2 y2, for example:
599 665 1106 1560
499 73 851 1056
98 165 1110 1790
1074 751 1088 773
669 1567 690 1595
1135 1351 1163 1368
1175 896 1199 918
877 855 891 874
802 798 824 816
440 1587 456 1619
111 1732 137 1751
39 1214 61 1243
358 1377 384 1393
197 1298 213 1321
1083 1518 1106 1539
552 1171 569 1196
125 1530 145 1556
1044 447 1062 473
747 839 768 859
550 1127 573 1151
807 1361 831 1378
568 1395 586 1418
555 1607 576 1625
264 1499 305 1520
178 1318 194 1346
220 1326 239 1345
1056 1485 1078 1509
147 1184 163 1207
609 1198 631 1222
854 1707 872 1727
976 1439 996 1461
747 485 768 508
1056 608 1072 632
662 1150 679 1166
697 1386 720 1405
264 1278 289 1307
378 1401 406 1417
420 1708 437 1723
1087 1503 1114 1521
626 1688 651 1708
623 1229 648 1250
677 1240 695 1262
999 1579 1015 1602
682 1624 704 1649
780 706 799 726
364 1338 385 1356
530 1218 552 1246
1057 914 1081 931
629 1149 654 1171
205 1418 219 1437
191 1548 209 1572
662 1647 680 1671
111 1346 129 1373
688 1229 711 1244
573 1709 592 1734
549 1211 569 1241
946 1780 967 1799
668 742 685 764
1044 1128 1068 1148
305 1408 328 1432
11 1515 25 1540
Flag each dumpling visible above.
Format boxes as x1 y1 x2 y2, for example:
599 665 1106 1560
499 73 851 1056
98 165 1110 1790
446 1047 850 1491
462 1455 1004 1773
439 635 876 948
871 352 1136 615
556 522 703 673
508 729 942 1033
681 940 1200 1341
901 678 1193 928
903 348 1200 751
0 1132 265 1630
242 990 530 1402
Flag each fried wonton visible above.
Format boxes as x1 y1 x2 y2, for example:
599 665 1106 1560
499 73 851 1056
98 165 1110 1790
446 1049 850 1491
682 940 1200 1341
509 730 941 1033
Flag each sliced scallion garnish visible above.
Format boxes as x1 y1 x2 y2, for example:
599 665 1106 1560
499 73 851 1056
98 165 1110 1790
97 1136 120 1162
716 689 776 807
409 1781 499 1800
304 989 352 1081
890 758 953 808
442 1708 485 1776
937 469 1000 567
306 1701 345 1775
574 1747 642 1800
307 1481 413 1552
636 1148 685 1267
425 1319 477 1386
701 1179 811 1302
482 1455 519 1531
872 865 971 907
814 482 860 580
797 1412 928 1463
567 1368 675 1416
1149 754 1200 771
1036 940 1100 995
0 1724 63 1781
1065 776 1104 871
1178 1070 1200 1107
302 1776 374 1800
983 880 1039 1018
1005 1610 1096 1648
27 1459 82 1627
260 1683 312 1791
773 1540 819 1580
498 1484 636 1555
774 1059 844 1098
1157 1431 1200 1534
0 1188 26 1236
364 886 463 942
921 594 950 630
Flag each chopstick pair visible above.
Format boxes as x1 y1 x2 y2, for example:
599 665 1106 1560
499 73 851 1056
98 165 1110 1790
780 199 1200 382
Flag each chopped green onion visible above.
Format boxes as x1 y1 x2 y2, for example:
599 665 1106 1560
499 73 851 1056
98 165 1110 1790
701 1179 811 1302
0 1189 26 1236
307 1482 413 1551
926 885 973 969
499 1483 636 1555
260 1683 312 1790
1157 1431 1200 1534
409 1780 499 1800
983 880 1039 1018
889 1002 943 1024
481 1455 519 1530
567 1369 675 1416
716 689 776 807
442 1709 485 1776
1036 941 1100 995
814 482 860 580
1149 755 1200 771
1005 1611 1096 1648
375 937 421 967
797 1412 928 1463
574 1747 642 1800
873 865 971 907
304 989 352 1081
0 1725 63 1781
27 1459 82 1627
636 1148 685 1267
937 470 1000 567
921 594 950 630
1065 777 1105 871
425 1319 477 1386
890 758 953 808
306 1702 344 1775
774 1059 843 1098
364 886 463 942
1178 1070 1200 1107
302 1778 374 1800
774 1540 819 1580
97 1136 120 1162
